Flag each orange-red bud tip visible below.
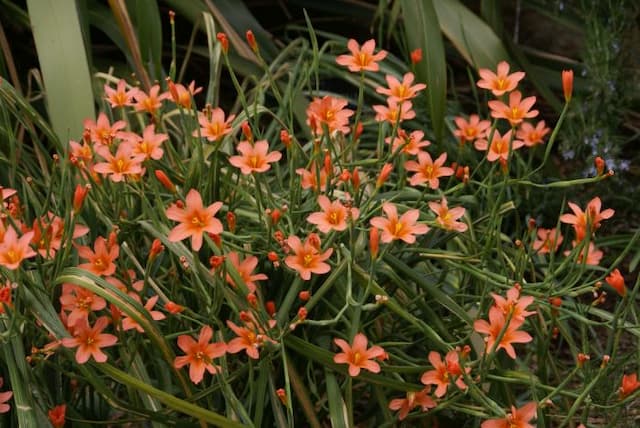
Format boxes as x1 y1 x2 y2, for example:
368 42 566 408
216 32 229 54
562 70 573 103
246 30 258 53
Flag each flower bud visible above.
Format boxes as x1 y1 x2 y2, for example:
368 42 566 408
354 122 363 140
73 184 90 214
155 170 176 193
265 300 276 317
276 388 287 405
299 290 310 301
280 129 291 148
351 167 360 191
164 301 185 314
149 238 164 260
410 48 422 64
216 32 229 54
226 211 236 233
594 156 605 176
376 163 393 188
241 121 253 142
369 227 379 259
297 306 307 321
562 69 573 103
246 30 258 53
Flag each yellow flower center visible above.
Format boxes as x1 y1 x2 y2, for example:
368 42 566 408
510 107 520 118
86 337 95 346
249 156 259 168
496 78 506 90
394 222 404 236
6 250 18 264
352 351 363 365
358 53 368 66
116 159 126 172
424 165 434 177
191 215 206 227
303 254 314 267
329 211 339 224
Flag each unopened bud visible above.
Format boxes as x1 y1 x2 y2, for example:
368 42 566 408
216 32 229 54
369 227 380 259
226 212 236 233
351 167 360 191
562 70 573 103
299 290 310 301
280 129 291 148
276 388 287 405
246 30 258 53
594 156 605 176
209 255 225 269
164 301 184 314
247 293 258 307
410 48 422 65
149 238 164 260
297 307 307 321
265 301 276 317
241 121 253 142
155 170 176 193
376 163 393 188
73 184 90 214
577 353 590 368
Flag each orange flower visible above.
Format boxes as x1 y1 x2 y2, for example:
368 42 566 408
83 112 126 147
532 228 563 254
194 108 235 142
488 91 539 126
559 197 614 242
296 162 329 191
619 373 640 399
336 39 387 72
388 387 436 421
174 325 227 384
477 61 525 96
61 316 118 364
516 120 550 147
421 350 468 397
104 79 135 108
132 84 169 115
0 378 12 414
386 130 431 155
0 226 36 270
562 70 573 103
376 73 426 102
490 286 535 323
226 251 268 294
428 198 467 232
473 309 532 359
93 144 145 182
372 99 415 124
564 241 603 266
228 140 282 175
226 320 263 359
121 294 166 333
333 333 386 377
48 404 66 428
606 269 626 297
166 189 223 251
481 402 537 428
370 202 429 244
474 130 524 164
453 114 491 144
404 152 454 189
307 195 359 233
284 234 333 280
60 285 107 327
167 80 202 108
119 124 168 161
306 96 353 135
76 236 119 276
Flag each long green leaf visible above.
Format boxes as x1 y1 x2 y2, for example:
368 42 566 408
434 0 510 69
401 0 446 144
26 0 95 142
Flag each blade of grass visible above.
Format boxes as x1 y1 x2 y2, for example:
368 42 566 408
26 0 95 142
401 0 446 144
433 0 510 69
108 0 151 90
129 0 163 80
